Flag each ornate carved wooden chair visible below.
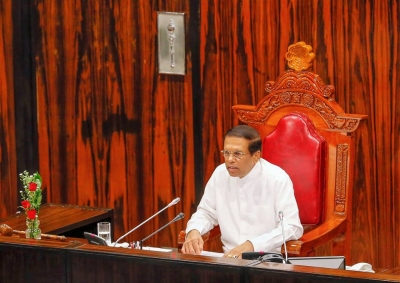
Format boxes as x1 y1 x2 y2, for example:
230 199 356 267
178 42 367 262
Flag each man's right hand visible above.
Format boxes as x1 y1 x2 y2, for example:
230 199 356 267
181 229 203 255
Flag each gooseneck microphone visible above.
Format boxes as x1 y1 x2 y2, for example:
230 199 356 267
135 212 185 249
113 197 180 246
279 211 288 263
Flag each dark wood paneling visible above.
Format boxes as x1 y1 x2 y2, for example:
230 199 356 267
0 0 18 218
3 237 400 283
30 0 197 247
13 0 40 189
0 239 70 283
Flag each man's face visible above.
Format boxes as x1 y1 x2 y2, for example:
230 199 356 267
223 136 260 178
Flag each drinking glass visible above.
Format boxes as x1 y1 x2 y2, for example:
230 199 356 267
97 222 111 244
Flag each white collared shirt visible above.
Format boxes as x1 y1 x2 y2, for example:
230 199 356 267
185 158 303 253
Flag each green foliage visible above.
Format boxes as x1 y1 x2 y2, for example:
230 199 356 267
19 170 43 214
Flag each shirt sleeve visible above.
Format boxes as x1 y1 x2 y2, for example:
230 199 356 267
185 168 220 235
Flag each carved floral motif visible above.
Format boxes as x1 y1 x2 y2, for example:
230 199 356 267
285 41 316 71
334 144 349 215
235 71 362 133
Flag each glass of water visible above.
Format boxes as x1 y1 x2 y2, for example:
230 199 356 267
97 222 111 244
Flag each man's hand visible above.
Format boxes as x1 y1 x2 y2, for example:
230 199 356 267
223 240 254 259
181 230 203 255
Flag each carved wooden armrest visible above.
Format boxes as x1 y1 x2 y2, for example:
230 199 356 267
283 217 347 256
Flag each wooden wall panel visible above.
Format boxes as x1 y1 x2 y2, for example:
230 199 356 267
31 0 197 247
199 0 399 269
0 0 17 218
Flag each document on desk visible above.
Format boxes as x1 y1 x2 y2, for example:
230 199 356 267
200 251 224 257
108 243 173 252
142 246 173 252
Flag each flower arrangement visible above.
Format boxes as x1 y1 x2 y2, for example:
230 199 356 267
19 170 42 239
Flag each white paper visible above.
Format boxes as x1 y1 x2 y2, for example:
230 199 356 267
346 263 375 273
200 251 224 257
142 246 173 252
108 242 130 248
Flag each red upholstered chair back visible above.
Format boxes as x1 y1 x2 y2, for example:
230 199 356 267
262 112 327 225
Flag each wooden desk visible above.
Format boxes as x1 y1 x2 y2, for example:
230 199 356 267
380 266 400 276
1 236 400 283
0 235 82 283
0 203 113 238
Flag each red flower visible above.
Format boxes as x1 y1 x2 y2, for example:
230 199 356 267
27 209 36 220
28 182 37 191
21 200 30 209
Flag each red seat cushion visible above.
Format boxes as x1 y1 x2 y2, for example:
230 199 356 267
262 112 326 225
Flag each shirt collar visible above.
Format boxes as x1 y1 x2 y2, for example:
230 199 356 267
237 160 262 187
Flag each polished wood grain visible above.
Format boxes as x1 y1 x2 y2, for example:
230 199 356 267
30 0 196 247
0 0 18 219
0 203 113 238
0 0 399 271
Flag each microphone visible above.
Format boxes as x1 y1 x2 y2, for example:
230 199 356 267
134 212 185 249
244 253 285 266
279 211 288 263
113 197 180 246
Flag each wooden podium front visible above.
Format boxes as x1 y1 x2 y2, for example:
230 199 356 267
0 203 113 238
1 236 400 283
1 205 400 282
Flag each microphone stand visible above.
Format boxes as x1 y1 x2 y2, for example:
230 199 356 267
113 197 180 246
135 213 184 250
244 253 285 266
279 211 288 264
142 213 184 243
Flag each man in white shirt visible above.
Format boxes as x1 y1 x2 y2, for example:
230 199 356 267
181 125 303 259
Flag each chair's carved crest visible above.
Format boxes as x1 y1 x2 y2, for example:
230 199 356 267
234 42 364 133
